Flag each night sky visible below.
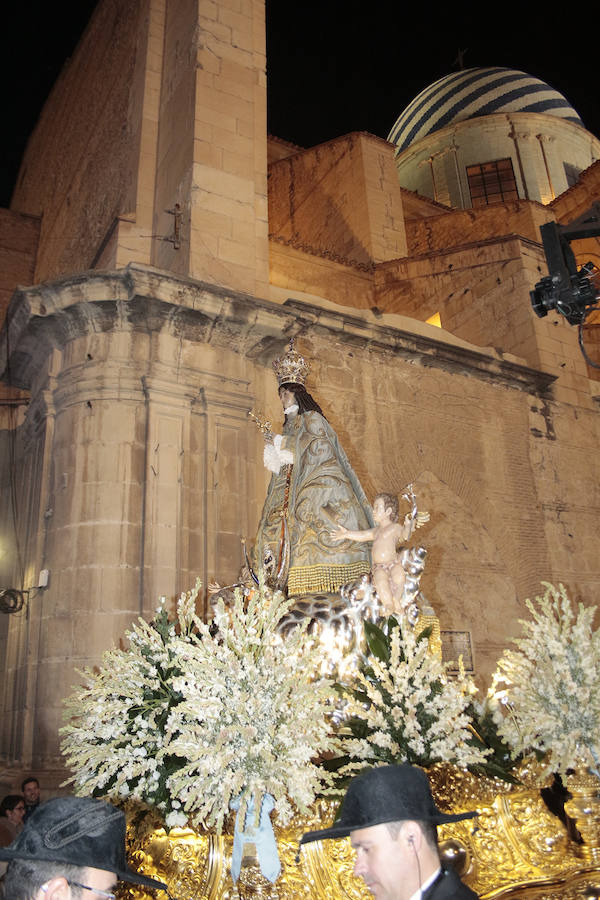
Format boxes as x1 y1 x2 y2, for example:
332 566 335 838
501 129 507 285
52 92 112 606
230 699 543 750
2 1 598 207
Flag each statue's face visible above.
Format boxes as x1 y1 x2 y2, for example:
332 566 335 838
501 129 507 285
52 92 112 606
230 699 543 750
279 387 296 409
373 497 391 524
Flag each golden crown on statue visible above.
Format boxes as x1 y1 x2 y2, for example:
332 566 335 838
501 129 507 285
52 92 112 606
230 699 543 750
272 337 310 387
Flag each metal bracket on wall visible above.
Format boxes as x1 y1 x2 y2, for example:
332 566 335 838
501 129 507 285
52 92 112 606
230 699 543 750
164 203 182 250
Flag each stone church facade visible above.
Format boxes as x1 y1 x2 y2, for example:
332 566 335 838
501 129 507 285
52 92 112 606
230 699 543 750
0 0 599 790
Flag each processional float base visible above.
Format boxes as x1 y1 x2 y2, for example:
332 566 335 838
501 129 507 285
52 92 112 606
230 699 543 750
120 765 600 900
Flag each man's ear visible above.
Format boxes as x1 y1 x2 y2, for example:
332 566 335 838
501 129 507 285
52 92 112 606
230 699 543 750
400 821 423 852
38 876 71 900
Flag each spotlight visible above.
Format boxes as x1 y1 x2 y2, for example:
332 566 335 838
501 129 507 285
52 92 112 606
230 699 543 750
530 222 599 326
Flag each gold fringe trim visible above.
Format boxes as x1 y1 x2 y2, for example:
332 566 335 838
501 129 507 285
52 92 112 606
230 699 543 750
287 562 370 596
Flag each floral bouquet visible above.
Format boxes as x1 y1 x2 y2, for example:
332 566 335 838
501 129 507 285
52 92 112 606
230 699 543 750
489 581 600 779
325 615 494 784
61 579 339 874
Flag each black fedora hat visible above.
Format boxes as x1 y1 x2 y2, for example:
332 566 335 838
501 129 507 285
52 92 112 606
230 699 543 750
301 765 477 844
0 796 167 893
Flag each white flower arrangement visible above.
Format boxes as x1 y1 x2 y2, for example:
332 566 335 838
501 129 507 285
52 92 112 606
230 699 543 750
61 580 339 832
490 582 600 779
332 617 490 777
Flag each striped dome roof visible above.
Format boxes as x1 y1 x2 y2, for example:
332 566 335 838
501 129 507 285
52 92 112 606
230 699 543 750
388 67 583 154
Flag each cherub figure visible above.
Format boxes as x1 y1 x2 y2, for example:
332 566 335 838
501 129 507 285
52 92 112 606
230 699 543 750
331 489 429 617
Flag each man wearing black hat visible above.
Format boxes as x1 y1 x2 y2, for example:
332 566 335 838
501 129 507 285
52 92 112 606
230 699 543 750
300 765 479 900
0 796 168 899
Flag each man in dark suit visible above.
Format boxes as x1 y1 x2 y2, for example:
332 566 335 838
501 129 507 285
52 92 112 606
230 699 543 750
300 764 479 900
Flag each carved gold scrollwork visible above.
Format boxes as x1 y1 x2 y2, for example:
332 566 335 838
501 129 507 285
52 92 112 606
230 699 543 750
122 768 600 900
120 827 229 900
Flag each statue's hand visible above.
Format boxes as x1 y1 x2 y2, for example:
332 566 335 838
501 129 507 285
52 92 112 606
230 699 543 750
330 526 348 542
263 435 294 473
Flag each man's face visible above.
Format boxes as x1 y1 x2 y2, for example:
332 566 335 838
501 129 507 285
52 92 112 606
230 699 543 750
34 867 117 900
351 823 415 900
78 867 118 897
23 780 40 804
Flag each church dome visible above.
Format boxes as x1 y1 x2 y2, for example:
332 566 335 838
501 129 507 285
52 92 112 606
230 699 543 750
388 67 584 154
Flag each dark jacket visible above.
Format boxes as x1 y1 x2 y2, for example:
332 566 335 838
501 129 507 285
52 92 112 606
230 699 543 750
421 867 479 899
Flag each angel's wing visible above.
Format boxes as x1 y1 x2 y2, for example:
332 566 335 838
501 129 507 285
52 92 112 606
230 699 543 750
413 510 430 529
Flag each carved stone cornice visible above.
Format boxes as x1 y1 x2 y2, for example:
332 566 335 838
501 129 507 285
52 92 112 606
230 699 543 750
281 297 556 395
1 262 555 396
1 264 306 390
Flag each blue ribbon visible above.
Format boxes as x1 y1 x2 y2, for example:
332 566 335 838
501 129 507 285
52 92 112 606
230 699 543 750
230 792 280 884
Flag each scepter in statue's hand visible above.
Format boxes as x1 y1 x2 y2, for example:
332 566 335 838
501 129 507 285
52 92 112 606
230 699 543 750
248 410 274 444
250 410 293 473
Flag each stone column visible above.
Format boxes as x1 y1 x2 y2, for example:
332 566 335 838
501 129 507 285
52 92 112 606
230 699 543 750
140 374 255 620
0 266 272 774
152 0 269 297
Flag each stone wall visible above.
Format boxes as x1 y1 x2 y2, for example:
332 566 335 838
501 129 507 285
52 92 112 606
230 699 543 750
267 135 304 165
10 0 149 281
269 240 375 309
405 199 552 256
268 132 407 267
0 210 39 326
552 158 600 231
375 235 590 406
153 0 270 296
3 266 599 776
266 135 596 407
9 0 270 298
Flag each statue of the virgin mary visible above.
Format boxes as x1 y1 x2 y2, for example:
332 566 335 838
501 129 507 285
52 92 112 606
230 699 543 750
254 340 373 597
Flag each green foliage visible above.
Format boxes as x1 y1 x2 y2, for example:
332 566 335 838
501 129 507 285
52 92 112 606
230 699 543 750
464 705 521 784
